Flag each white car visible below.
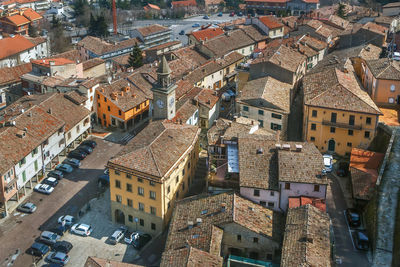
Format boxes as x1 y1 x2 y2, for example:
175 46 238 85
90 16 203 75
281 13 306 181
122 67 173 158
70 223 92 236
58 215 76 226
34 184 54 195
323 154 333 173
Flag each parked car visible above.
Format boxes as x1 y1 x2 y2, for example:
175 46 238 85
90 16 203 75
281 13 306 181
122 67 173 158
34 184 54 195
337 161 349 177
323 154 333 173
226 89 236 97
70 223 92 236
17 202 37 213
58 215 76 227
109 226 127 245
218 12 223 16
179 30 185 35
76 145 93 154
203 15 209 19
46 251 70 266
192 23 200 27
48 170 64 180
346 208 361 227
81 139 97 148
98 173 109 186
40 231 61 245
63 158 81 168
124 231 139 245
354 230 369 251
50 225 68 236
55 164 74 173
28 242 50 257
68 150 87 160
52 241 73 253
237 11 243 16
229 12 235 16
43 177 58 187
132 233 152 249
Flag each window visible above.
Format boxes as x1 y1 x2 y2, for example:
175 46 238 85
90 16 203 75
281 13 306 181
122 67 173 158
97 94 100 99
349 115 355 126
330 127 335 133
271 113 282 119
311 123 316 130
268 202 274 208
237 235 241 241
103 114 106 120
254 189 260 196
391 84 396 92
270 191 275 196
22 171 26 182
138 178 143 183
314 185 320 192
118 110 122 116
285 183 290 190
243 106 249 111
188 162 191 169
116 194 122 203
310 136 315 141
182 169 185 176
366 117 372 125
150 206 156 215
260 201 266 206
176 176 179 184
127 183 132 192
348 130 353 136
271 123 281 130
19 157 26 167
128 215 133 222
312 110 317 117
139 202 144 211
139 219 144 226
150 191 156 200
104 96 107 102
115 170 120 175
389 97 395 103
253 237 259 243
107 106 110 111
365 131 370 138
258 109 264 115
347 142 352 147
127 199 133 207
167 186 170 193
115 180 121 188
182 182 185 190
138 187 144 196
68 132 71 140
34 160 38 171
258 120 264 127
151 223 156 230
331 112 337 123
126 174 132 179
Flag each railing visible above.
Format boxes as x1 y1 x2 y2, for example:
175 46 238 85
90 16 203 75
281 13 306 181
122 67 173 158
227 255 278 267
322 120 362 130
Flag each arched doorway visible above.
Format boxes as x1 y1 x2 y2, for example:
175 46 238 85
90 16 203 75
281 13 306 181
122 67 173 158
114 209 125 224
328 139 336 152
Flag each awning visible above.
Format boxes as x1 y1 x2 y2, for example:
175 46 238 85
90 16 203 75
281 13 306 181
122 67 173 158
227 144 239 173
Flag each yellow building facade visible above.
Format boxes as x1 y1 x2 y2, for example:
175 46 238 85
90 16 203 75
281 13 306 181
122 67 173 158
303 68 381 156
107 121 200 235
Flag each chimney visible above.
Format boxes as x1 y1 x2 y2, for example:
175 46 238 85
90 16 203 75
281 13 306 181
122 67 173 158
256 148 264 154
28 111 32 117
282 144 290 150
221 203 226 211
275 143 281 150
48 108 52 114
196 218 202 225
188 221 194 229
295 144 303 152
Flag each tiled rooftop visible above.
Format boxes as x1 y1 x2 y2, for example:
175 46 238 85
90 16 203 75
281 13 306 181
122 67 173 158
191 27 224 42
281 205 331 267
0 63 32 86
362 22 387 35
298 34 328 51
136 24 169 37
164 192 278 253
78 36 141 56
82 58 104 70
278 142 327 184
366 58 400 80
288 196 326 212
108 121 200 178
0 35 36 60
240 25 268 42
259 15 284 29
238 76 292 114
194 89 219 109
160 246 223 267
303 68 381 115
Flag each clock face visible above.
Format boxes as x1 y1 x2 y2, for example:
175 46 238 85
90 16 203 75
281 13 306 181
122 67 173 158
157 99 164 109
169 97 175 108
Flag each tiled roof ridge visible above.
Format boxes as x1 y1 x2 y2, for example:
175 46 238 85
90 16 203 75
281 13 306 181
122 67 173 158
335 68 381 113
308 68 339 102
148 144 163 177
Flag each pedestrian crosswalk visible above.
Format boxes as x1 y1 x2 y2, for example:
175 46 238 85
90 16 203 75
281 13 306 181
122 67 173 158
120 133 134 144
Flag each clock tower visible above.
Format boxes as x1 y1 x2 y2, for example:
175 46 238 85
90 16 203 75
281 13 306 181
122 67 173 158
152 55 176 120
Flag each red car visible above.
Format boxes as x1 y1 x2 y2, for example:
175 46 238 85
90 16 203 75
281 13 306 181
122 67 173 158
229 12 235 17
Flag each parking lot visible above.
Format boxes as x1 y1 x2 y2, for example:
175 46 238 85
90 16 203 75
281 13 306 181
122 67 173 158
35 189 138 266
0 136 123 267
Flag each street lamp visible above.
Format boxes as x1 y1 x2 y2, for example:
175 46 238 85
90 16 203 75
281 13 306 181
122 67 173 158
134 217 139 231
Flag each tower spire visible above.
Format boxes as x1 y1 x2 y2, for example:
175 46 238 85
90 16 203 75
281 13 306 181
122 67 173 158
157 55 171 75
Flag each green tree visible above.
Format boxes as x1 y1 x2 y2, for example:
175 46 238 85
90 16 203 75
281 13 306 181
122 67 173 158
88 13 109 37
51 15 60 28
73 0 89 16
28 24 38 37
128 43 143 68
337 3 346 18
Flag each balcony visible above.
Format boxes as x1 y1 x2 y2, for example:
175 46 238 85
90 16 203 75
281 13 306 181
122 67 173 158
322 120 362 130
209 161 239 189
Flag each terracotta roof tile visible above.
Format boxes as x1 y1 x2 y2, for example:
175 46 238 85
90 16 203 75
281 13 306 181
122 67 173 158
78 36 141 56
136 24 169 37
362 22 387 35
0 62 32 86
161 246 223 267
82 58 104 70
143 3 160 10
194 89 219 109
298 35 327 51
171 0 197 7
191 27 224 42
84 256 143 267
32 58 75 67
366 58 400 80
4 14 30 25
108 121 200 178
259 16 284 29
303 68 381 114
241 25 268 42
21 8 42 21
0 35 36 60
288 196 326 211
281 205 331 267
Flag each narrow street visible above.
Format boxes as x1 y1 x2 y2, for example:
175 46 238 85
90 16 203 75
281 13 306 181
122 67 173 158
326 174 370 267
0 137 123 267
